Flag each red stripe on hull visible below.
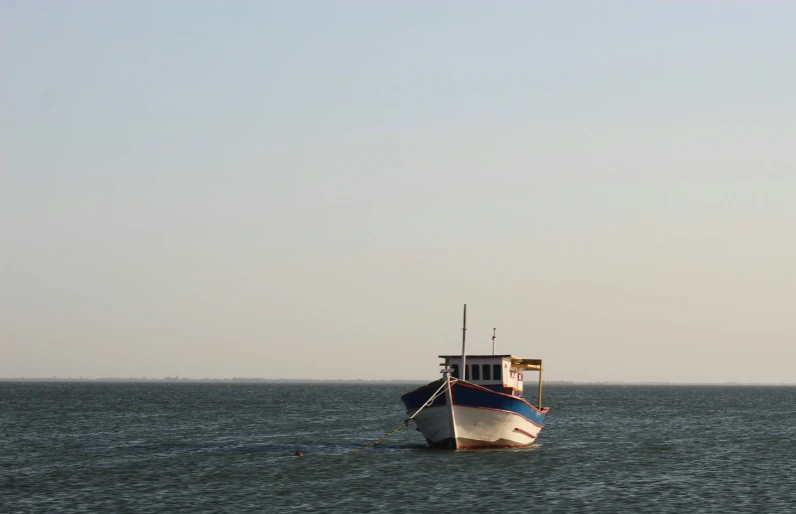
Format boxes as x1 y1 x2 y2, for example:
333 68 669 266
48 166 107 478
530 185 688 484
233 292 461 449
456 440 531 450
513 427 537 439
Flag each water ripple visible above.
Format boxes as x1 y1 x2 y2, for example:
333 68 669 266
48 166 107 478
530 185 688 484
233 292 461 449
1 383 795 512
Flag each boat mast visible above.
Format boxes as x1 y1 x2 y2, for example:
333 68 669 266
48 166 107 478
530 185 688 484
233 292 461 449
538 364 544 409
460 304 467 380
491 328 496 355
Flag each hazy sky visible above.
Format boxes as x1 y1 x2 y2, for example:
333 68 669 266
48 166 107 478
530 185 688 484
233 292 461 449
2 1 795 382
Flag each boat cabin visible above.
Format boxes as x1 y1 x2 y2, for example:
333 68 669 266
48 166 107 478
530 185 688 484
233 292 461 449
439 354 542 399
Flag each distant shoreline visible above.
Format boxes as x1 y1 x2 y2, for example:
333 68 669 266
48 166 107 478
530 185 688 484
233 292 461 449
0 378 425 384
1 378 794 386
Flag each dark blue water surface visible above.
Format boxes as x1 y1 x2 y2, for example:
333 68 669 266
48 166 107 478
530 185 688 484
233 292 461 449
2 382 795 513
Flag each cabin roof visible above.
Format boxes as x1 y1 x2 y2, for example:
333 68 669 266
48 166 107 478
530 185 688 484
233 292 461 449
439 354 518 359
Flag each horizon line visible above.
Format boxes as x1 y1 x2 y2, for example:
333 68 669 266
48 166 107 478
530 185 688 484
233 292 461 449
2 377 795 386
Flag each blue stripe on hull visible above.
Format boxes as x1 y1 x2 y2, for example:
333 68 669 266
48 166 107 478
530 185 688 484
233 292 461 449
477 384 509 394
400 379 447 411
452 382 547 426
400 380 548 428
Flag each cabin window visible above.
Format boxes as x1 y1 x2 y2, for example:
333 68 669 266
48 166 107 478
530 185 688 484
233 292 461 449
482 364 491 381
451 364 460 379
465 365 470 380
471 364 480 380
493 364 502 382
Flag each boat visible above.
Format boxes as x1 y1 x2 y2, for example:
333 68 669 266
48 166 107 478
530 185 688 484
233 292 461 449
400 305 549 449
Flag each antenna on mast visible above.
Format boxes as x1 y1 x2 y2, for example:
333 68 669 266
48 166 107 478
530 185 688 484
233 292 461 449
492 328 496 355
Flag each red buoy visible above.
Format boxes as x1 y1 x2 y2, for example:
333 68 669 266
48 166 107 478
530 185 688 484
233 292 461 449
294 451 304 457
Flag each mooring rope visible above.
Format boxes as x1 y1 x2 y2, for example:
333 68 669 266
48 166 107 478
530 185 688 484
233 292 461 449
347 378 455 454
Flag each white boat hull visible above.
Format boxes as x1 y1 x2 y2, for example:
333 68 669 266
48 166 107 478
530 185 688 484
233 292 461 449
410 404 542 449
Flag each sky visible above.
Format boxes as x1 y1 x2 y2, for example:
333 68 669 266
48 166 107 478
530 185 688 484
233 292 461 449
2 1 795 383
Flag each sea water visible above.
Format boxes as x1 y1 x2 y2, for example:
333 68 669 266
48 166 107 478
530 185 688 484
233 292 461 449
2 382 794 513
